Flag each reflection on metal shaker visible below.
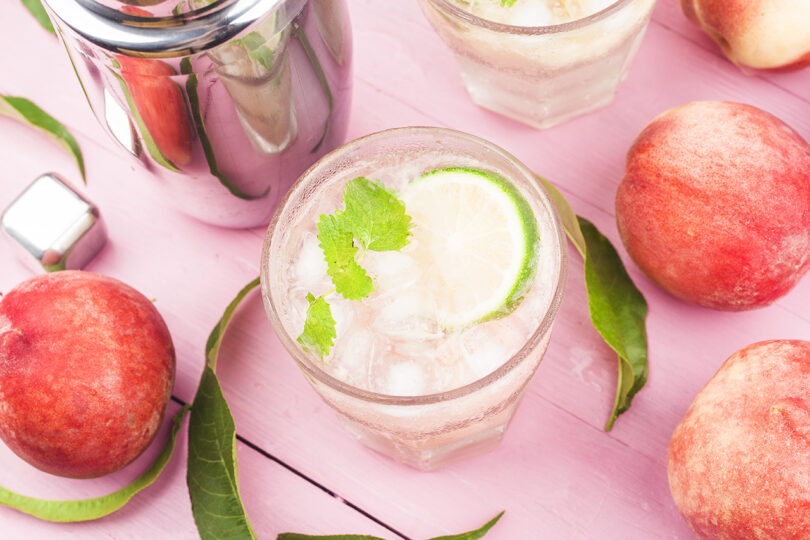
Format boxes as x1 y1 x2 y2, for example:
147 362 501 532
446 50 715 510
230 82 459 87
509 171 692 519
43 0 353 228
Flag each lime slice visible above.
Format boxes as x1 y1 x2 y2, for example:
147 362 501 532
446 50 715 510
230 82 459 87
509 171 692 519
399 167 540 328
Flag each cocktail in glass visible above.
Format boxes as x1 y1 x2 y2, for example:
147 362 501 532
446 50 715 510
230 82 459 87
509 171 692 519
418 0 657 129
261 127 567 470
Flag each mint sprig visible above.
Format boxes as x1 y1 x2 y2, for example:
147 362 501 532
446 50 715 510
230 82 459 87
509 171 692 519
499 0 518 6
298 177 412 358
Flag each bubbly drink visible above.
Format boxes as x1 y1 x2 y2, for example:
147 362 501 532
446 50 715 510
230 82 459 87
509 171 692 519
419 0 657 129
262 127 566 469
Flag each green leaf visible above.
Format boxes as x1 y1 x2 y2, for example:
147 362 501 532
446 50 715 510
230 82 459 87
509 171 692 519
318 214 374 301
109 69 180 173
499 0 518 6
292 22 333 153
0 405 189 522
278 535 383 540
535 175 585 258
277 511 505 540
428 511 505 540
21 0 55 34
297 293 337 358
0 96 85 182
205 277 260 371
188 367 257 540
188 278 261 540
180 58 269 200
539 177 648 430
342 177 412 252
578 218 649 431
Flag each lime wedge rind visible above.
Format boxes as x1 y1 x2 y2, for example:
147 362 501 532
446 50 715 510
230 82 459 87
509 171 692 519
401 166 540 329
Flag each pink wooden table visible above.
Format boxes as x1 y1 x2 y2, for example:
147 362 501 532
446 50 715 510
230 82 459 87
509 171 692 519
1 1 809 538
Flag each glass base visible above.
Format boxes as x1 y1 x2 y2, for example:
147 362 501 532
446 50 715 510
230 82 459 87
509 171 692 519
335 391 528 471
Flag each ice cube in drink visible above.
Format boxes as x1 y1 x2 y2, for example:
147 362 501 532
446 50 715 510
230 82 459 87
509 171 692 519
261 127 567 470
418 0 658 129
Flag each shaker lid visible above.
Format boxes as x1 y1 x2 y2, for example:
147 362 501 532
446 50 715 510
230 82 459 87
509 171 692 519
44 0 301 56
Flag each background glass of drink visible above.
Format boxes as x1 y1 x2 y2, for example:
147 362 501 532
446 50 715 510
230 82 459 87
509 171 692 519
43 0 352 228
261 127 567 470
418 0 657 129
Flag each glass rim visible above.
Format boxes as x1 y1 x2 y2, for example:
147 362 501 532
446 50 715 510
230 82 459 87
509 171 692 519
261 126 568 407
424 0 636 34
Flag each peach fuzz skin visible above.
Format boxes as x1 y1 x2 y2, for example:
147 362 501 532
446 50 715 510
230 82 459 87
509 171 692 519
0 271 175 478
679 0 810 71
668 340 810 539
615 101 810 311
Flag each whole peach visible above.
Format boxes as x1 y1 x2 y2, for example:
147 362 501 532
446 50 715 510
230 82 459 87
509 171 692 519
0 271 175 478
680 0 810 71
615 101 810 310
668 340 810 538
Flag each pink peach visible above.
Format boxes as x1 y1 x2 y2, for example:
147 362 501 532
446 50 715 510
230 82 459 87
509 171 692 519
615 101 810 310
0 271 175 478
668 340 810 538
680 0 810 71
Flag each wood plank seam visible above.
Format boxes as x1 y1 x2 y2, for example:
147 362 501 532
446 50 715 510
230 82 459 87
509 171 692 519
169 397 410 539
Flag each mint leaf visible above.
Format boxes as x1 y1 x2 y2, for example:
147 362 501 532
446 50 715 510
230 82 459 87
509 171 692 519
298 293 337 358
318 214 374 300
303 177 412 359
499 0 518 6
0 405 189 522
0 96 85 182
537 176 648 431
188 278 260 540
342 177 412 252
21 0 55 34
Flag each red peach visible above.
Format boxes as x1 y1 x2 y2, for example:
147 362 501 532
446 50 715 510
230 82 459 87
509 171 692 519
679 0 810 71
0 271 175 478
615 101 810 310
668 340 810 538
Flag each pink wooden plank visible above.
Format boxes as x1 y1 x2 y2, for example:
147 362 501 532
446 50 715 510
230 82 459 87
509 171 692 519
649 0 810 102
0 402 396 539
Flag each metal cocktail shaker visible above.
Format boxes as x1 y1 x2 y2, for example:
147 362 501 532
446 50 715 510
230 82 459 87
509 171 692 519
43 0 352 228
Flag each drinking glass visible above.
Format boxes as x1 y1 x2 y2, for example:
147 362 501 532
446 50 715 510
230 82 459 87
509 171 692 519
261 127 567 470
419 0 657 129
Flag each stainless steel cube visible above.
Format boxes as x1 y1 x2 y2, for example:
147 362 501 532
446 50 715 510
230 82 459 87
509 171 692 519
1 173 107 272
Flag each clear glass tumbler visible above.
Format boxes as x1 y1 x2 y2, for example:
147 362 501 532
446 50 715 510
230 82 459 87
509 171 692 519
261 127 567 470
418 0 657 129
43 0 352 228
